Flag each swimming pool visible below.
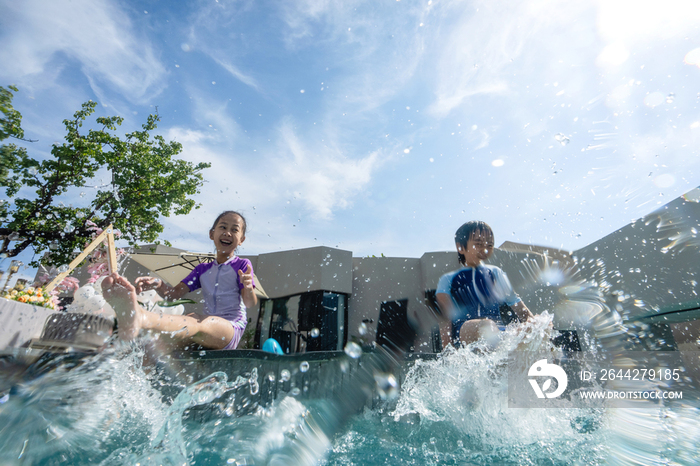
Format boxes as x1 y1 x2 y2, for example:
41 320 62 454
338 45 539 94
1 314 698 465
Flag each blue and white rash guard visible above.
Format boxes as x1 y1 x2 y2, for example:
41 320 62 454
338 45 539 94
436 264 521 340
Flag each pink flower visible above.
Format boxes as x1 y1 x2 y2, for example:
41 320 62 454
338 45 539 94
55 276 80 294
86 262 108 282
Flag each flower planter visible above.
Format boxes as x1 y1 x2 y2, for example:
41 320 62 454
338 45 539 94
0 298 56 350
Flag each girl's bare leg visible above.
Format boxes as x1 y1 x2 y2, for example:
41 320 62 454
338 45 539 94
102 273 234 349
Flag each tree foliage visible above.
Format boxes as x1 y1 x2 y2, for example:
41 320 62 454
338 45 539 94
0 86 210 267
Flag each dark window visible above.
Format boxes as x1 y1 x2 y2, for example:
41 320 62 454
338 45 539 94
424 290 443 352
255 291 347 353
376 299 417 354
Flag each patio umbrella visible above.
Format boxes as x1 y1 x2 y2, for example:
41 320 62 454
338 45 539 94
128 250 268 299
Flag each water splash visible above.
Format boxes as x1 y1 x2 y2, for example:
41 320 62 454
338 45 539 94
103 371 244 465
0 345 167 465
321 315 609 464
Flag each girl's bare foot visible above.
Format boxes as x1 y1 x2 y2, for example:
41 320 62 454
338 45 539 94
102 273 143 340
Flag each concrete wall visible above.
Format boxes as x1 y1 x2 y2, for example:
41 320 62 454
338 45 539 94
573 193 700 322
253 246 353 299
347 257 429 348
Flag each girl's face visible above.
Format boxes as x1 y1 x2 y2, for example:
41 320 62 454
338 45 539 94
457 230 494 266
209 213 246 258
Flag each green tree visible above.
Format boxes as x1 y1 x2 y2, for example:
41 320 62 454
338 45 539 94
0 86 210 267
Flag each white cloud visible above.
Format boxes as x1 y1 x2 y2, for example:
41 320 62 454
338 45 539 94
596 42 630 68
276 120 383 219
183 1 263 93
0 0 167 104
427 0 593 117
159 118 386 254
595 0 700 44
280 0 428 113
162 126 270 232
209 56 260 91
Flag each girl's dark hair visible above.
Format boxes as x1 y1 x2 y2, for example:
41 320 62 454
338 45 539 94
455 221 493 265
211 211 247 235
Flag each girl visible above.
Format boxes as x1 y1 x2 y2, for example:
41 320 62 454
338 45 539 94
102 211 257 350
436 221 533 349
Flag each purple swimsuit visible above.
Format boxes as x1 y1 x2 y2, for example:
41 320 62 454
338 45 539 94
182 256 255 349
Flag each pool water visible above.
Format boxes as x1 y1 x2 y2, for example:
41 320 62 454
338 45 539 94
1 317 698 465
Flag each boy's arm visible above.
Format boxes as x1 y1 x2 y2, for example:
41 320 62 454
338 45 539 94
496 267 534 322
511 300 534 322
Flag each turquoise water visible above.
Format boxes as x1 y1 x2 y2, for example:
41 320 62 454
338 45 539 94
1 317 699 465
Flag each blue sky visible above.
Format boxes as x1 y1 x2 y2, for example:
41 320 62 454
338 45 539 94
2 0 700 279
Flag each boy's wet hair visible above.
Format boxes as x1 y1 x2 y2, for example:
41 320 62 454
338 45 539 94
211 211 247 235
455 220 493 265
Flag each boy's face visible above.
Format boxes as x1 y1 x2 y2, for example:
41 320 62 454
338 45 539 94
457 230 494 266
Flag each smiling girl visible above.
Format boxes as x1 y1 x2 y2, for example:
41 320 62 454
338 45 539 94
102 211 257 350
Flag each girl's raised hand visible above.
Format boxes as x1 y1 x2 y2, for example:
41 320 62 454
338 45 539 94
134 276 162 294
238 264 254 291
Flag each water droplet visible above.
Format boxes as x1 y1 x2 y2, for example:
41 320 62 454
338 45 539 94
666 93 675 104
199 350 206 356
249 382 259 395
267 372 275 382
554 133 570 145
28 167 38 176
300 361 310 372
358 322 368 336
344 342 362 358
310 328 320 338
80 192 86 197
0 253 7 259
49 242 58 250
365 277 371 282
290 387 301 396
248 368 259 395
280 369 291 382
64 224 74 233
374 372 398 400
58 264 70 273
75 211 85 219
